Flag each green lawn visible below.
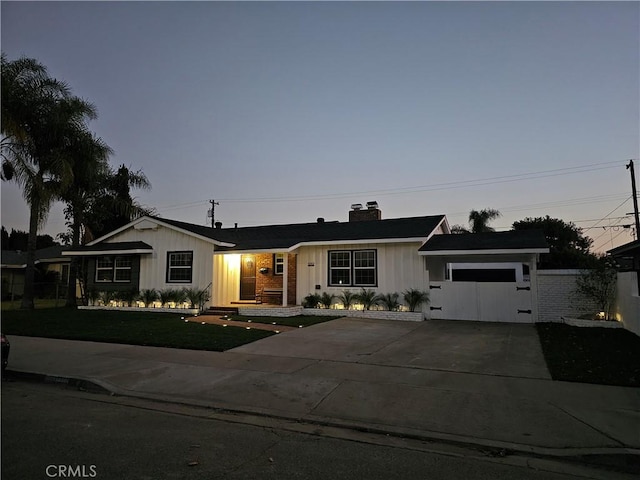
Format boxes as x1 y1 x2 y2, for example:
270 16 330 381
536 323 640 387
1 308 274 351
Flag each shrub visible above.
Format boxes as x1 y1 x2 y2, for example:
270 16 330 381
158 288 176 307
356 288 379 310
402 288 430 312
575 258 617 320
140 289 159 308
303 293 321 308
338 290 357 310
183 288 210 311
116 289 140 307
99 291 116 306
378 292 400 311
320 292 336 309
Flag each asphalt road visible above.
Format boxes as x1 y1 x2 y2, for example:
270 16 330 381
1 379 623 480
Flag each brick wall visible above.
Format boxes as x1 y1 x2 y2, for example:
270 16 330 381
254 253 297 305
537 270 598 322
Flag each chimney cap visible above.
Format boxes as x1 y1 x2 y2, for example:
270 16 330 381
214 221 222 229
351 203 363 210
317 217 325 223
366 201 379 209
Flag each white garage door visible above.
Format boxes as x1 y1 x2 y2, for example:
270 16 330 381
429 281 534 323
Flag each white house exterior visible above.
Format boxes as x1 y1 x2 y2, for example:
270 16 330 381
64 204 549 322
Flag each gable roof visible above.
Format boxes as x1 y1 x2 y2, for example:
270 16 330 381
157 215 448 252
419 230 549 255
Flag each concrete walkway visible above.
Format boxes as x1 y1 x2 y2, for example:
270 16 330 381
4 318 640 459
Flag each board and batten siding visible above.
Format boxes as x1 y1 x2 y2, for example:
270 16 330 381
295 242 429 302
213 254 241 305
104 225 215 292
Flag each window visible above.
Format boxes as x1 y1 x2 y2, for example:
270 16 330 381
95 256 132 283
61 264 70 285
328 250 377 286
167 251 193 283
274 253 284 275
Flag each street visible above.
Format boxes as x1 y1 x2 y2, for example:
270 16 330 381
1 379 623 480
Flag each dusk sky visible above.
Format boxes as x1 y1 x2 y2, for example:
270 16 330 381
1 1 638 253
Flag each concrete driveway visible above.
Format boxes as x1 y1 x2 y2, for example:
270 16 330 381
231 317 552 379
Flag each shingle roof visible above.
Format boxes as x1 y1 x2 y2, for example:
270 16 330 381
154 215 446 251
419 230 548 253
1 246 70 267
65 241 153 254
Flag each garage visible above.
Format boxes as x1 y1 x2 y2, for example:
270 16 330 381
419 230 548 322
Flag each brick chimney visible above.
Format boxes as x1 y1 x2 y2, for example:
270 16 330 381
349 201 381 222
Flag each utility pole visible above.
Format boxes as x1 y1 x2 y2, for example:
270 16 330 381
208 199 220 228
626 160 640 238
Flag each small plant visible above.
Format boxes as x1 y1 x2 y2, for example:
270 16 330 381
378 292 400 311
184 288 210 311
85 288 100 306
356 288 379 310
99 290 116 306
338 290 357 310
116 289 140 307
140 289 159 308
158 288 176 307
575 258 617 320
174 288 188 306
402 288 430 312
303 293 321 308
320 292 336 309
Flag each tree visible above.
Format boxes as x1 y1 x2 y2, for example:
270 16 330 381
1 227 58 250
575 257 617 320
1 54 97 309
451 208 501 234
512 216 597 269
82 164 152 242
58 130 113 307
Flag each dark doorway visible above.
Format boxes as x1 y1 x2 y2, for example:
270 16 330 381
240 255 256 300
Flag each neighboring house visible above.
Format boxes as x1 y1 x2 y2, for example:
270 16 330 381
63 203 550 322
1 246 71 299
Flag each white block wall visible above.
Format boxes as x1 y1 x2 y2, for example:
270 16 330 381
536 270 598 322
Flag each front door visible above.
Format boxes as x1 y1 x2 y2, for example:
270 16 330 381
240 255 256 300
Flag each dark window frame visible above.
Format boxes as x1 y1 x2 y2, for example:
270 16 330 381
166 251 194 283
328 249 377 287
95 256 133 283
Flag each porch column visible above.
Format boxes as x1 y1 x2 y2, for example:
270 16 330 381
282 253 288 306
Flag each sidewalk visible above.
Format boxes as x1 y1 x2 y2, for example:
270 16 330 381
4 328 640 459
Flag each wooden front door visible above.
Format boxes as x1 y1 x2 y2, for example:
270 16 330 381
240 255 256 300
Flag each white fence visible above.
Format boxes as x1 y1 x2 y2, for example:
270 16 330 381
615 272 640 336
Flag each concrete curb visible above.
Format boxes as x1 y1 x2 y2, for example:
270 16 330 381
6 367 639 474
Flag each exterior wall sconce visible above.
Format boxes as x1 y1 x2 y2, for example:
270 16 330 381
259 267 269 274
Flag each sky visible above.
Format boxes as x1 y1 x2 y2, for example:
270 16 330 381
1 1 638 253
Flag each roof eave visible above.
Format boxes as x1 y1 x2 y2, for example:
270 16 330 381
63 248 155 257
419 248 549 256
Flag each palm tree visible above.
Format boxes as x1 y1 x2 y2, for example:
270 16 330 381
1 55 97 309
59 130 113 306
83 164 152 242
452 209 501 234
468 209 501 233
